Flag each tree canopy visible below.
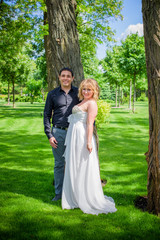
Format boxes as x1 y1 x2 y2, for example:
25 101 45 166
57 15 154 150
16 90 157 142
76 0 123 43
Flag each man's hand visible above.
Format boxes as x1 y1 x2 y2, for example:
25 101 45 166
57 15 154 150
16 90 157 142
49 137 58 148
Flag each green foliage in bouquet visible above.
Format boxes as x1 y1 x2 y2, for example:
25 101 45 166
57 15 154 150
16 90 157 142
96 100 111 128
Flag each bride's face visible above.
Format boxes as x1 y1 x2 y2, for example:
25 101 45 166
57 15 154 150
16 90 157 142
82 84 94 100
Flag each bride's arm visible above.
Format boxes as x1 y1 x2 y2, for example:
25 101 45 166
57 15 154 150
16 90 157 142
86 100 98 153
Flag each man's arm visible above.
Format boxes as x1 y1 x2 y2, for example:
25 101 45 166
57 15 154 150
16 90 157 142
43 92 53 140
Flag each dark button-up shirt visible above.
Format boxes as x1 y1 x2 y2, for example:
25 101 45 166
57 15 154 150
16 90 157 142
44 85 79 139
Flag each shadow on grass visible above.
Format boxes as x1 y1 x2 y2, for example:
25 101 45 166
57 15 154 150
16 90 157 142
1 193 160 240
0 129 54 203
110 111 131 114
0 104 44 119
110 118 149 126
0 128 143 206
0 131 50 164
1 102 160 240
0 167 54 203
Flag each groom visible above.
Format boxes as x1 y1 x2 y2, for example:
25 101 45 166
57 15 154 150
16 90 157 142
44 67 79 201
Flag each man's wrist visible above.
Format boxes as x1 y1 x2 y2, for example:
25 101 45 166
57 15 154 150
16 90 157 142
47 133 53 139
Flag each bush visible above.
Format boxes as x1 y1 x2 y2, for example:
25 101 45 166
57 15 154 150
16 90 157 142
123 95 130 104
18 96 26 102
5 95 13 102
4 95 31 102
33 96 43 103
104 99 114 103
0 95 7 100
137 93 148 102
96 100 111 128
18 96 30 102
0 82 8 94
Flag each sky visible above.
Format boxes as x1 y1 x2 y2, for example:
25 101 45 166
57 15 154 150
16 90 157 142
96 0 143 59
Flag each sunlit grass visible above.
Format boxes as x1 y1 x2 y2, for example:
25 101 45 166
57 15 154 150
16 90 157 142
0 101 160 240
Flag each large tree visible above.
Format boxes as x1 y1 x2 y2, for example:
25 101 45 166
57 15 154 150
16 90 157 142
45 0 84 90
44 0 123 91
142 0 160 215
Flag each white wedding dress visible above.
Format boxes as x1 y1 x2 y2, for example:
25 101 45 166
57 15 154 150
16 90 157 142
62 105 117 215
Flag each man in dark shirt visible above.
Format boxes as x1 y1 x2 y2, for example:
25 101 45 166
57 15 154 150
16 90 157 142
44 67 79 201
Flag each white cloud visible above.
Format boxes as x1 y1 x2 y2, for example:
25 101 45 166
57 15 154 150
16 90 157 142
121 23 143 40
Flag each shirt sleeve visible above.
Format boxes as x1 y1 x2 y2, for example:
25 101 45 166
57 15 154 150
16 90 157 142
43 92 53 139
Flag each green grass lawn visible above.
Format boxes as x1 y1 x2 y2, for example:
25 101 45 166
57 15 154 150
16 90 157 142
0 101 160 240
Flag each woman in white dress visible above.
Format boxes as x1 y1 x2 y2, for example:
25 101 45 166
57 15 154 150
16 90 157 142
62 79 117 215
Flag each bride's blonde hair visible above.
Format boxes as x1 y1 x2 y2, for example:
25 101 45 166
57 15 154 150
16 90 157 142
78 78 100 101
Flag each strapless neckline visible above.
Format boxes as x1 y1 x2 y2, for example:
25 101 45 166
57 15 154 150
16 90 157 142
72 105 87 113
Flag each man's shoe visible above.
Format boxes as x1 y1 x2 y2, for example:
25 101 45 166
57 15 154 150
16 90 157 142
52 194 61 201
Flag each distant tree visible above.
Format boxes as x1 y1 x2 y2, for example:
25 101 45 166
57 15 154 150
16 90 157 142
118 33 146 112
101 46 124 107
142 0 160 215
29 36 47 100
26 79 42 104
0 0 35 107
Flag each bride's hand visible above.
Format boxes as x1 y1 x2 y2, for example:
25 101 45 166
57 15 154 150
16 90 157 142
87 143 92 153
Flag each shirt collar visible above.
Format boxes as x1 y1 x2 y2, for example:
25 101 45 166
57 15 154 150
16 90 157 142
59 84 74 93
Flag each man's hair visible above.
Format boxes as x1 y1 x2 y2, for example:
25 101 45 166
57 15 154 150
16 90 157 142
59 67 74 77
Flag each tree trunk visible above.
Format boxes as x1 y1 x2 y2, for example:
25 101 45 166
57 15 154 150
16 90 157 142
118 85 120 107
44 11 57 91
45 0 84 91
42 87 44 101
132 72 136 113
115 84 117 107
121 87 123 104
12 79 15 108
31 96 34 104
20 86 23 96
129 80 132 110
7 81 10 105
142 0 160 215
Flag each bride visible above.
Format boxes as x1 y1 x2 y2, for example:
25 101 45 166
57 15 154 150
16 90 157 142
62 78 117 215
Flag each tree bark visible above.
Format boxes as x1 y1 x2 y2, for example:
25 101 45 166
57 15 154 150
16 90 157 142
118 85 120 107
12 79 15 108
132 72 136 113
45 0 84 91
115 84 117 107
20 86 23 96
44 11 56 90
142 0 160 215
7 81 10 105
129 79 132 110
121 87 123 104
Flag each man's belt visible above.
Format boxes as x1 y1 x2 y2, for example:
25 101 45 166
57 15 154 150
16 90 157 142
53 125 68 130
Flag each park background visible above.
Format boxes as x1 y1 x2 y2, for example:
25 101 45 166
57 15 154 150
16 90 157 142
0 0 160 239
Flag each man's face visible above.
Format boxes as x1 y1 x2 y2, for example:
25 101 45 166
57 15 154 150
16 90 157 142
59 70 74 88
